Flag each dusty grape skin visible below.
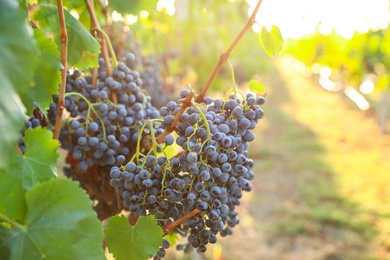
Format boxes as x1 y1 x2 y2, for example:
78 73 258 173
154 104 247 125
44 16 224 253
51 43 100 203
108 92 265 255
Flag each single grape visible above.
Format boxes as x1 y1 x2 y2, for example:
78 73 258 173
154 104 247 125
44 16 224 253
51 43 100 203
78 161 89 172
117 155 126 164
164 134 174 146
180 89 190 98
88 122 99 132
186 151 198 163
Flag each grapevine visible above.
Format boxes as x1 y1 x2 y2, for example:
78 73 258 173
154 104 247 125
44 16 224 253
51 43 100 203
0 0 283 259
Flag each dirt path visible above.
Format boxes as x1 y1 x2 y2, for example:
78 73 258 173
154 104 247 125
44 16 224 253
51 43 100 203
209 60 390 260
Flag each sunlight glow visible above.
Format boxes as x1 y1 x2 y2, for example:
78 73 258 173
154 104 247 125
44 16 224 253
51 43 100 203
112 11 122 22
311 64 322 74
157 0 176 15
139 11 149 19
319 67 331 78
359 75 376 94
126 14 138 24
345 86 370 110
70 11 79 20
247 0 390 39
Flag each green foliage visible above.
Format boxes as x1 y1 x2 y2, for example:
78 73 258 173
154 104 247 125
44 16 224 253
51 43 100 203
32 4 101 68
261 25 284 57
0 165 27 222
10 127 60 190
0 178 105 260
29 29 62 113
284 28 390 90
105 215 163 260
0 0 38 95
0 127 59 222
0 0 37 169
248 80 265 94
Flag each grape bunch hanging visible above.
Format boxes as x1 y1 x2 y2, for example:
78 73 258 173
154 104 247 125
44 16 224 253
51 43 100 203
110 87 264 256
20 48 265 257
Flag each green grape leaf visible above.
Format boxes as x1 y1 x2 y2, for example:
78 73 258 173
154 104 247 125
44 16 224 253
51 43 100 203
0 178 105 260
248 80 266 94
105 215 163 260
0 81 26 169
0 0 38 95
29 29 62 114
31 4 100 68
261 25 284 57
0 224 11 260
10 127 60 190
0 0 37 168
0 163 26 222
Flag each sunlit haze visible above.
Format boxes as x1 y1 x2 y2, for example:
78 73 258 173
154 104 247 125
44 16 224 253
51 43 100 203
247 0 390 39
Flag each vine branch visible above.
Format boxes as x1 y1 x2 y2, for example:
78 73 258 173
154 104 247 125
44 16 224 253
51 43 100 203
155 91 195 144
162 208 200 235
195 0 264 103
53 0 68 140
84 0 117 104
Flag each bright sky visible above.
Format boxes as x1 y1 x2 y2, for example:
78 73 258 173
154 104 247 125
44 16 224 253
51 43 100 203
247 0 390 38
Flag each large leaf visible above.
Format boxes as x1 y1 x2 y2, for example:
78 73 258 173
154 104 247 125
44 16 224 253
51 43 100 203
31 4 100 68
0 224 12 260
29 29 62 114
261 25 284 57
105 215 163 260
0 164 26 222
10 127 59 190
0 178 105 260
0 0 37 95
0 82 26 169
0 0 37 168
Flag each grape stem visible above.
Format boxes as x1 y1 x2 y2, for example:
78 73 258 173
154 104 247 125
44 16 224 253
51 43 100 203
227 60 238 100
53 0 68 140
155 91 195 144
195 0 264 103
84 0 117 104
162 208 201 235
92 27 118 68
64 92 107 140
191 102 211 141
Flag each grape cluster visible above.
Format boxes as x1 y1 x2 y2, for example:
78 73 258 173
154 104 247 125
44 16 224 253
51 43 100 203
59 54 160 172
139 55 172 108
110 89 265 256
